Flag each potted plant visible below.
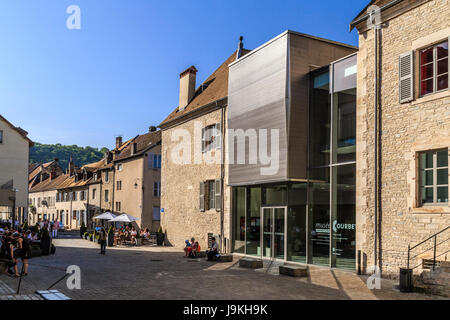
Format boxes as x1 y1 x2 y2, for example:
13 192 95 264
80 221 87 239
107 225 115 247
89 233 93 241
156 226 164 246
83 232 89 240
30 244 41 258
40 227 51 256
95 234 100 244
135 232 142 246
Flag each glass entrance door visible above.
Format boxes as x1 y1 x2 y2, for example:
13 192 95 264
261 207 286 260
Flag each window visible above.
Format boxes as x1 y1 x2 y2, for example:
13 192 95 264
94 173 97 181
117 181 122 191
419 149 448 205
105 190 109 202
209 181 215 210
153 182 160 197
199 179 222 212
153 207 161 221
105 171 109 183
117 164 123 171
420 41 448 96
92 189 96 199
115 202 121 211
0 130 3 144
201 123 221 153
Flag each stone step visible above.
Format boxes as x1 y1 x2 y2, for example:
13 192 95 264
239 258 263 269
279 265 308 277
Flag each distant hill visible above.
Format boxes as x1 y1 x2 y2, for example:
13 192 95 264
30 143 109 170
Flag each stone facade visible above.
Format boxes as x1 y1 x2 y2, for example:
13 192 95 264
113 144 161 231
354 0 450 276
161 108 231 250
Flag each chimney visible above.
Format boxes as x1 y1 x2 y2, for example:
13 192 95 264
149 126 157 133
179 66 197 111
67 157 74 176
131 142 137 155
116 136 123 149
236 36 244 60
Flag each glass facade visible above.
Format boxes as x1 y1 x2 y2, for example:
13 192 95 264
231 54 357 271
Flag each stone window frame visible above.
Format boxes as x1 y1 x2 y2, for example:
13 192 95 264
409 145 450 213
411 29 450 103
417 149 449 206
0 130 3 144
417 41 448 97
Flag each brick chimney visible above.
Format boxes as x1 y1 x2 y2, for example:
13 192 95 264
116 136 123 149
179 66 197 111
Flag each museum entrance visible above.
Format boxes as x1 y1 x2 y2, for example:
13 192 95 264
261 207 286 260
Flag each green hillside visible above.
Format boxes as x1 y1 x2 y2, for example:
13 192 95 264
30 143 109 170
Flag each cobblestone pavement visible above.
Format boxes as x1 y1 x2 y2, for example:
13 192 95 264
0 238 444 300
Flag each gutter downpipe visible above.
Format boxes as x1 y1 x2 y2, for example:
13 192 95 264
220 100 225 253
372 22 380 273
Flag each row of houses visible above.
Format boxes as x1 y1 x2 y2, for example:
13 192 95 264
1 0 449 278
27 128 162 231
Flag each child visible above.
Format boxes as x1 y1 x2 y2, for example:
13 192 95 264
183 240 191 257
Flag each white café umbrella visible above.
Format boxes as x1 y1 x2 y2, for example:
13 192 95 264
108 213 139 223
92 212 117 220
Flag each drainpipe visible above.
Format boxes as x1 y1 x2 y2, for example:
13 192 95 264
220 102 225 253
372 23 381 272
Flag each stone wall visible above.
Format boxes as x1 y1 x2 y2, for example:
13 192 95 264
161 108 231 250
356 0 450 277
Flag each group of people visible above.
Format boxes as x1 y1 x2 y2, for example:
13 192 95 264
112 225 152 246
36 218 60 238
184 236 219 261
0 223 33 277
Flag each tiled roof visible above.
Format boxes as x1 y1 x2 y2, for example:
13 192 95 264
82 159 105 172
28 161 54 182
114 130 161 162
159 49 250 127
29 174 69 193
0 114 34 146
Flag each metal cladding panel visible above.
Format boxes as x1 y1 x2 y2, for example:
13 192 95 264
332 54 357 93
228 34 288 186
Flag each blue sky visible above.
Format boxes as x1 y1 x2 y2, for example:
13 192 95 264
0 0 367 150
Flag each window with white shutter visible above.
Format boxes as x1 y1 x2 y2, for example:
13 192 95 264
215 179 222 211
399 51 414 103
200 182 205 212
215 123 222 150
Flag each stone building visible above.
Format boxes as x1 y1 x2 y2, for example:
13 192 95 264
158 49 250 250
350 0 450 277
0 115 33 223
111 128 162 231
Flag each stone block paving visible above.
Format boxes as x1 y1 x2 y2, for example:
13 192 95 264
0 238 446 300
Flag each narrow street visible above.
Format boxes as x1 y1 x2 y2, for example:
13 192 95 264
0 237 442 300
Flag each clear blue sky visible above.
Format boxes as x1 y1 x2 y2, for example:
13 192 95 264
0 0 367 150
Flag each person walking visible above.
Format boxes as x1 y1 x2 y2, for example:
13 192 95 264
52 219 59 238
99 227 107 255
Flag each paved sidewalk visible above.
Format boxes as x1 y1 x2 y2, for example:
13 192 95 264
0 238 444 300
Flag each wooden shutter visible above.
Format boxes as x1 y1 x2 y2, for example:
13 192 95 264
148 153 154 168
215 179 222 211
201 128 206 153
215 123 222 150
199 182 205 212
399 51 414 103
